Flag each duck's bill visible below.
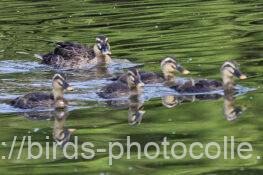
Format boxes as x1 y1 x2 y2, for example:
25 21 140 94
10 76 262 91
68 128 77 133
66 86 74 91
177 65 190 75
234 69 247 80
63 82 74 91
136 82 145 88
239 74 247 80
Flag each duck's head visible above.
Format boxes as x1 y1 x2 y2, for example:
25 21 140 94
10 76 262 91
220 62 247 86
126 68 144 90
161 57 190 79
52 74 74 92
94 35 111 56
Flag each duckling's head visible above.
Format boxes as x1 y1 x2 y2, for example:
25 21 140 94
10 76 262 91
126 68 144 90
161 57 190 79
94 35 111 56
220 62 247 87
52 74 74 92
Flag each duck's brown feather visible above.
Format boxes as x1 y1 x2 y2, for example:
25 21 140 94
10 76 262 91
97 82 130 99
10 92 65 109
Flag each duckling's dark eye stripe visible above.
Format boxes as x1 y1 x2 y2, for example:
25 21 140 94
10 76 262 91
166 60 177 65
224 65 235 70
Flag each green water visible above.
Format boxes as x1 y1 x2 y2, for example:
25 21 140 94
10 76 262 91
0 0 263 174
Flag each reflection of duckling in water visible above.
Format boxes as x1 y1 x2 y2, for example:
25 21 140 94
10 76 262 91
162 95 196 108
53 110 76 147
223 90 245 121
128 94 146 126
97 68 144 99
35 35 112 69
10 74 74 109
172 61 247 93
113 57 190 84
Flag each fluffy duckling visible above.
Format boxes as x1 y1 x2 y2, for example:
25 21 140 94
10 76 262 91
10 74 74 109
97 68 144 99
112 57 190 84
114 57 190 84
35 35 111 69
173 61 247 93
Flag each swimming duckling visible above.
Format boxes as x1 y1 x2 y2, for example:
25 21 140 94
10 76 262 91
172 61 247 93
35 35 111 69
10 74 74 109
97 68 144 99
113 57 190 84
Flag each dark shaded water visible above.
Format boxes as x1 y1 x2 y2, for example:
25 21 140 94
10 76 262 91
0 0 262 174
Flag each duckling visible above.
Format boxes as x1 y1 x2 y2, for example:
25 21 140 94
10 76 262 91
34 35 111 69
172 61 247 93
113 57 190 84
97 68 144 99
10 74 74 109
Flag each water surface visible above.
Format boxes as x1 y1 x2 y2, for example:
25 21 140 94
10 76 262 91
0 0 262 174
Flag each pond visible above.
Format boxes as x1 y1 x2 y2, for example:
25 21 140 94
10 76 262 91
0 0 262 174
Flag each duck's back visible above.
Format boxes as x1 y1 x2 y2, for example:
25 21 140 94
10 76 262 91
39 53 66 68
11 92 54 109
54 42 93 61
140 72 164 84
111 72 164 84
172 79 222 93
97 82 130 99
37 42 95 69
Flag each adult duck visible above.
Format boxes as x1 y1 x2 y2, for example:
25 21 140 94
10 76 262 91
35 35 111 69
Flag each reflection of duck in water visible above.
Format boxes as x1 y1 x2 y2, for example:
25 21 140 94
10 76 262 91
35 35 112 69
162 95 195 108
97 68 144 99
53 110 76 147
172 61 247 93
113 57 190 84
10 74 74 109
223 90 245 121
128 94 146 126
